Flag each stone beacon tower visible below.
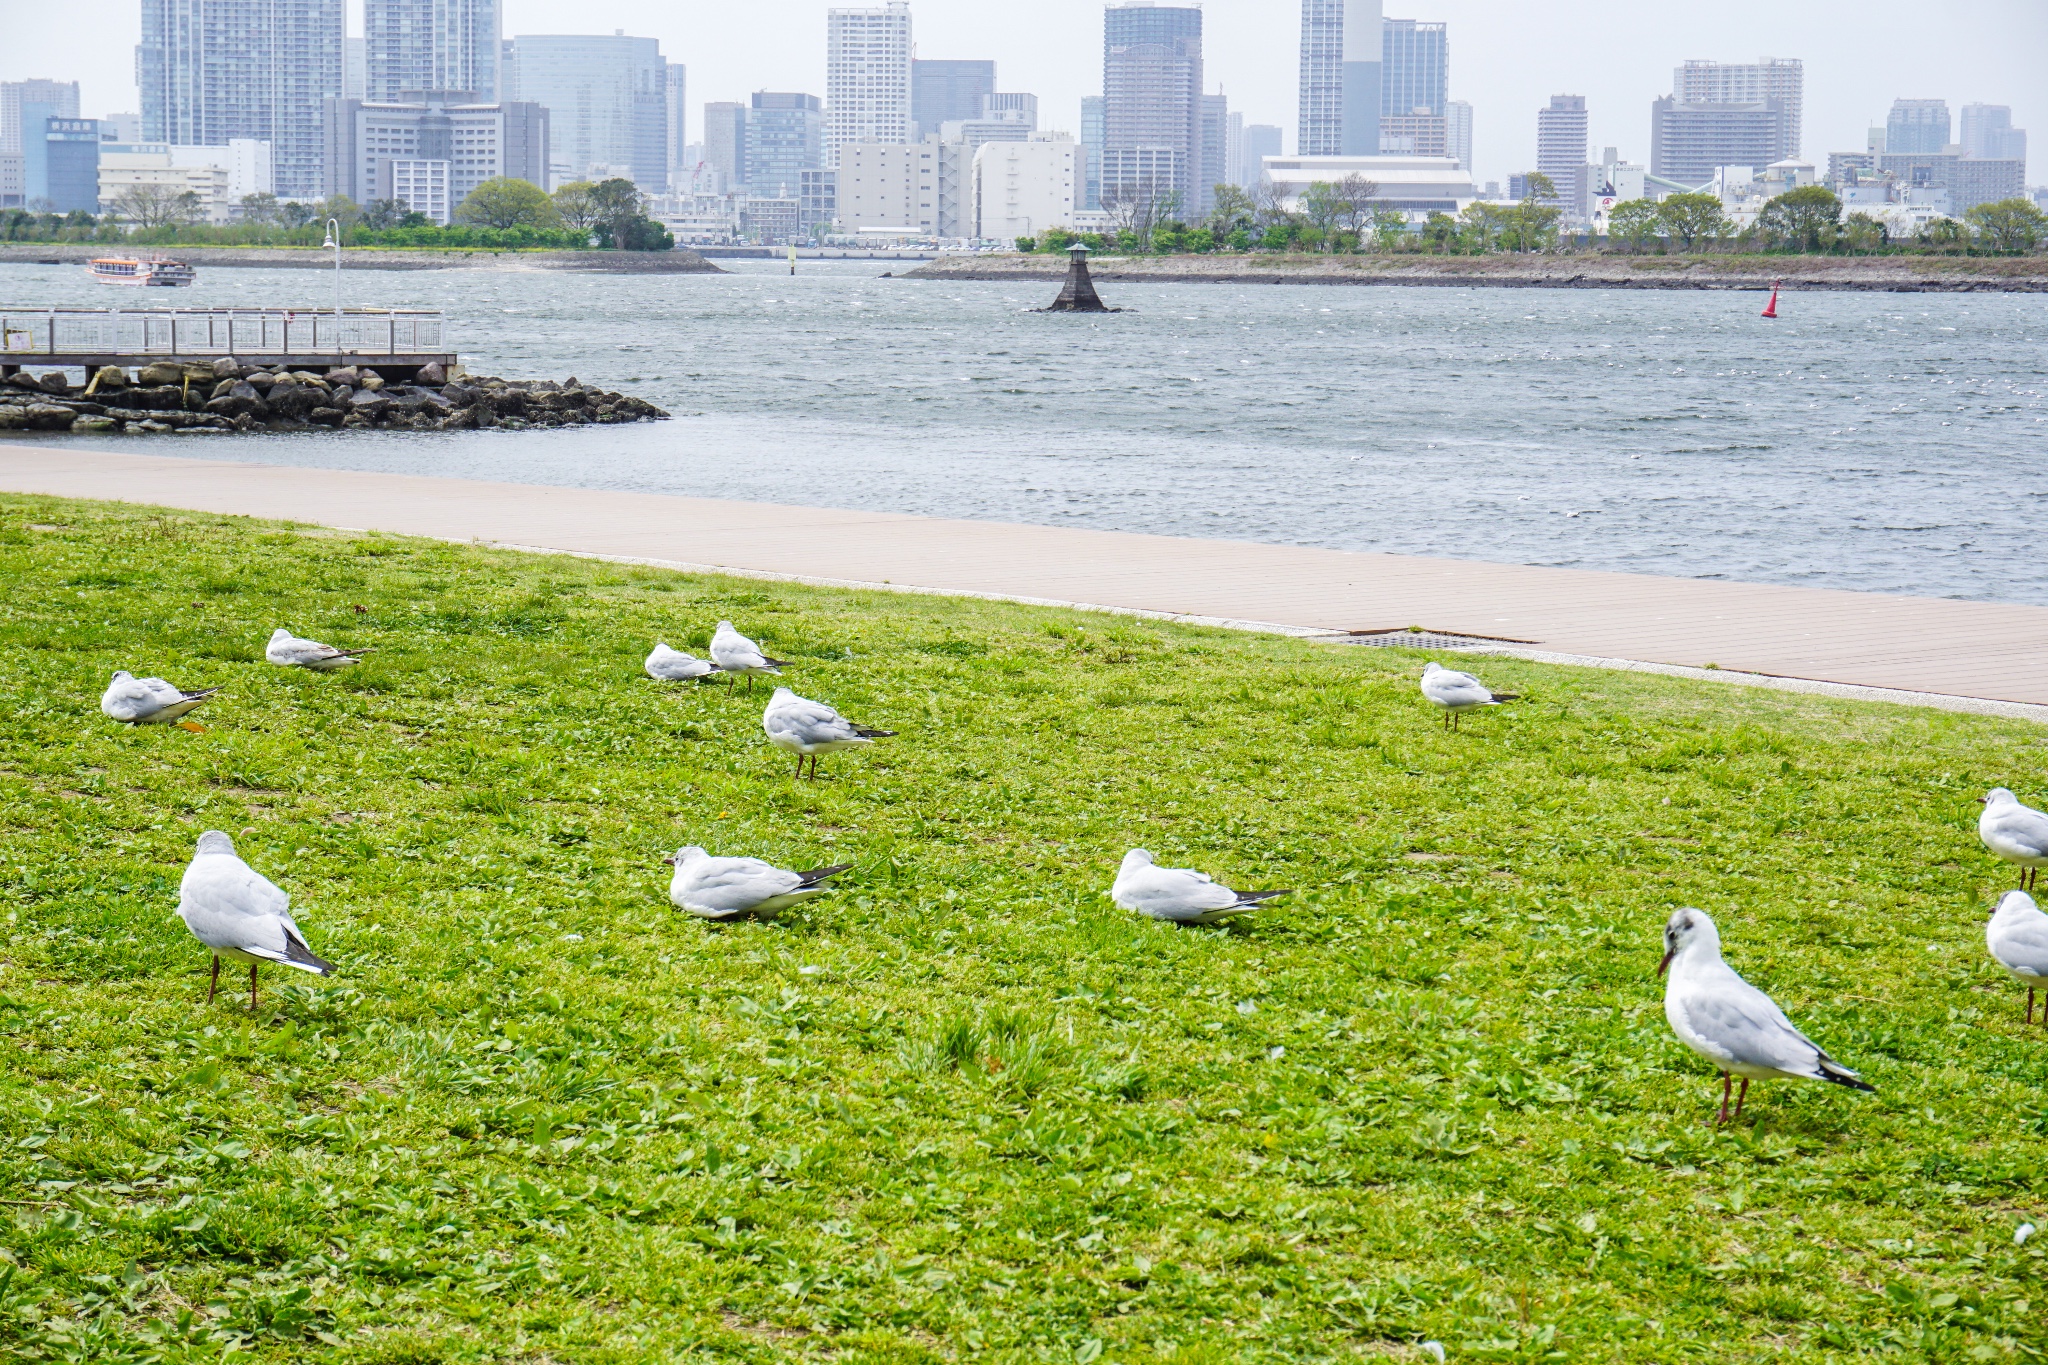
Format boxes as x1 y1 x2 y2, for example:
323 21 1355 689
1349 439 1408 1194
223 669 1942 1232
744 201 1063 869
1041 242 1116 313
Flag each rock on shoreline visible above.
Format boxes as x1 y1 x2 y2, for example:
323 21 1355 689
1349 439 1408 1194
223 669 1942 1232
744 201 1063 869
0 359 667 435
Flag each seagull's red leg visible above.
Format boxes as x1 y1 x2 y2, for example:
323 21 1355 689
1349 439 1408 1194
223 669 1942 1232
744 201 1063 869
248 964 259 1011
206 956 220 1003
1716 1072 1731 1126
1733 1078 1749 1123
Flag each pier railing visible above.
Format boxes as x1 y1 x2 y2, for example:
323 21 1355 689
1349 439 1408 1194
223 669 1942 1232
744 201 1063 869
0 308 445 360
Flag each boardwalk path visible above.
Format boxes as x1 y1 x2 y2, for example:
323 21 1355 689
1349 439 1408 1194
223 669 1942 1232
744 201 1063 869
5 443 2046 716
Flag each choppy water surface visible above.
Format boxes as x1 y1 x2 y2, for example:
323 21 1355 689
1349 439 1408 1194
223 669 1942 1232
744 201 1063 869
6 259 2044 602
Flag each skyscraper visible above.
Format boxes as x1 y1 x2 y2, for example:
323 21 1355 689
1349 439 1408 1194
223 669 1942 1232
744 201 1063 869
1886 99 1952 156
138 0 344 199
1673 58 1803 158
911 59 994 142
1297 0 1381 156
702 100 746 191
365 0 500 102
1199 92 1229 211
826 2 913 167
505 34 668 189
665 64 688 183
1240 122 1281 188
1651 96 1792 186
1 80 80 155
1380 18 1445 118
1079 93 1104 209
747 92 824 197
1535 94 1587 214
1103 2 1204 213
1445 99 1472 170
1960 104 2027 163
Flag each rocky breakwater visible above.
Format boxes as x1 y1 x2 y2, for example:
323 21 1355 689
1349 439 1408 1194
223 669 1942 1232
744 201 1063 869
0 358 668 435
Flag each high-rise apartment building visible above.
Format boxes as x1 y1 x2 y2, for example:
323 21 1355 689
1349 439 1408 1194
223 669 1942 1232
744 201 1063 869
1960 104 2025 162
1651 96 1792 186
1380 18 1444 118
344 38 367 100
365 0 500 102
1445 99 1472 170
1673 58 1802 157
746 92 824 197
701 101 746 191
1223 109 1245 185
322 94 547 209
826 2 913 167
1 80 80 155
1198 93 1230 208
1103 2 1206 213
665 65 688 183
1080 93 1104 209
1536 94 1587 216
1886 99 1951 156
1298 0 1381 157
911 59 993 142
138 0 343 199
505 34 668 189
1240 122 1281 187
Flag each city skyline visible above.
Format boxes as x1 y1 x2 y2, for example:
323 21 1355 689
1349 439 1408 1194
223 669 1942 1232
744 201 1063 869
6 0 2041 193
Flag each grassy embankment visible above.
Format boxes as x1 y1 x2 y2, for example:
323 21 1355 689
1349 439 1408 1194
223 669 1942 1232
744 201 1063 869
1 497 2045 1363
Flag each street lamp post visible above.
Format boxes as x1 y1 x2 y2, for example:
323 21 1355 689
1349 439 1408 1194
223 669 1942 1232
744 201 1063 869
319 217 342 347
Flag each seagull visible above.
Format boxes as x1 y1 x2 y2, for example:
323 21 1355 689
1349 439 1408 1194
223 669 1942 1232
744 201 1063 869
710 621 787 689
101 670 220 729
1420 661 1519 730
265 627 372 671
1659 907 1873 1125
177 830 334 1008
1978 788 2048 890
663 846 854 921
1986 890 2048 1026
1111 849 1288 925
763 686 895 779
644 642 720 682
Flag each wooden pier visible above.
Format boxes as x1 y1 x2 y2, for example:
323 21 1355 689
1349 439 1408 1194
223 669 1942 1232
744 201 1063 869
0 307 455 381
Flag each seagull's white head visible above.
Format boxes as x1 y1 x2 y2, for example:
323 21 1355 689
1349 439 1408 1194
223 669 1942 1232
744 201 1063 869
1422 661 1443 675
1658 907 1719 976
1982 787 2018 807
195 829 238 858
1994 889 2040 922
769 686 796 704
110 669 135 683
268 628 293 644
715 620 735 632
662 845 707 867
1119 849 1155 875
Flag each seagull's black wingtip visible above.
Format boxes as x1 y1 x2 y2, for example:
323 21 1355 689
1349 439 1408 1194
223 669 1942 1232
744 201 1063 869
796 862 856 887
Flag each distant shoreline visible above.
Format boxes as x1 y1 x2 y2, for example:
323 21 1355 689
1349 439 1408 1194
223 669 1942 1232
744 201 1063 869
0 244 722 274
905 252 2048 293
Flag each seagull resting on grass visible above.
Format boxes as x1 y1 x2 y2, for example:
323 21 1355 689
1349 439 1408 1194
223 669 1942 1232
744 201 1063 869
644 642 721 681
1420 661 1519 730
1986 890 2048 1027
663 846 854 921
265 627 372 671
101 670 220 729
1979 788 2048 891
178 830 334 1008
763 686 895 779
1658 907 1873 1125
710 621 787 689
1111 849 1288 925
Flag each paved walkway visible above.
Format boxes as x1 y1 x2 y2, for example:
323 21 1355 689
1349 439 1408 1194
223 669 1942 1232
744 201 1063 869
5 442 2048 713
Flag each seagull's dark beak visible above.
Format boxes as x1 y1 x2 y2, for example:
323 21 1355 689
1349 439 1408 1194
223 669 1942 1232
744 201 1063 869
661 855 676 865
1657 947 1674 976
1977 797 1988 804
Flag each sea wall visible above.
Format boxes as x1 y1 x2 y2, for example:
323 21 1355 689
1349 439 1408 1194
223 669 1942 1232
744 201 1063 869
0 244 721 274
905 252 2048 292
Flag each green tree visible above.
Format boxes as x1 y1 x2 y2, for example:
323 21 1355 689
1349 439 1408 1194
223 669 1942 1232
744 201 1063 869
1298 181 1349 251
107 183 202 228
1457 201 1509 253
1369 205 1408 252
1755 185 1841 252
237 191 281 225
459 177 562 231
1521 172 1559 205
1421 210 1460 253
1205 183 1256 240
1965 198 2048 253
1657 193 1730 252
1607 198 1662 253
1919 215 1967 253
317 194 362 227
552 181 601 232
1840 211 1888 255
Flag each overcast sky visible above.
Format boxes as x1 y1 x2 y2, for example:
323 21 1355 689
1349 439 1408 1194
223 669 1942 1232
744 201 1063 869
10 0 2042 187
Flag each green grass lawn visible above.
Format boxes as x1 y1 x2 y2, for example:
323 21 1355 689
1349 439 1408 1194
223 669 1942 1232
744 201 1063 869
2 496 2045 1365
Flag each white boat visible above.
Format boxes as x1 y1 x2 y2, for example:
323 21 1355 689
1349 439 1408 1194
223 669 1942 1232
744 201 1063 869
88 257 196 287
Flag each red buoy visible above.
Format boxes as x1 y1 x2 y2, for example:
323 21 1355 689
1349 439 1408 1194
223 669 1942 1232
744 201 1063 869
1761 280 1780 319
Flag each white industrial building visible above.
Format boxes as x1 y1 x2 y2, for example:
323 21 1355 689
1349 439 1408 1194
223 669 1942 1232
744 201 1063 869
973 137 1077 242
98 138 274 222
1259 153 1475 218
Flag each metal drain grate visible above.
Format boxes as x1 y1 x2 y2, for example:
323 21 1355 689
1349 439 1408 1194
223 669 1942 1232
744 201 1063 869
1314 628 1541 651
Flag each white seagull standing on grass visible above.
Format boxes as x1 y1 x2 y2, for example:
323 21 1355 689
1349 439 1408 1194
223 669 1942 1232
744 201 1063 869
1111 849 1289 925
1986 890 2048 1027
101 670 220 729
644 642 721 681
177 831 334 1008
1658 907 1873 1125
664 846 854 921
1978 788 2048 890
1420 661 1519 730
763 686 895 779
710 621 788 689
265 627 372 671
